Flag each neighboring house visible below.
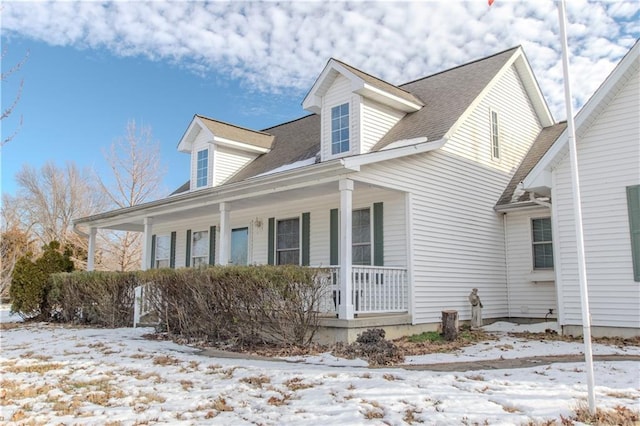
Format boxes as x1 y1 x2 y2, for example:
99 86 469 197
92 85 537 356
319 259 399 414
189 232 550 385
75 43 639 341
499 40 639 338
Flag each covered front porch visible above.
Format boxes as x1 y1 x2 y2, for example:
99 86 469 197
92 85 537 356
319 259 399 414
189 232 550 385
77 167 412 322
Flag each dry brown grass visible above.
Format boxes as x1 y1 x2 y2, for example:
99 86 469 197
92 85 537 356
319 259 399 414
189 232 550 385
267 393 291 406
152 355 181 366
179 379 194 390
403 407 423 424
571 403 639 425
361 399 384 419
284 377 314 391
240 375 271 388
3 361 65 374
212 396 234 412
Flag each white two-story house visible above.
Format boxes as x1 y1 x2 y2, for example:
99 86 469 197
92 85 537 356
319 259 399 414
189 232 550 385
75 42 640 341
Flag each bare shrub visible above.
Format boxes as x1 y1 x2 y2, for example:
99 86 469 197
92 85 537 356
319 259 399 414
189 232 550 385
332 328 404 366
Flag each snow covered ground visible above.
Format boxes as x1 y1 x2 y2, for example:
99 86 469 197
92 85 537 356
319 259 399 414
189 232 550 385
1 305 638 425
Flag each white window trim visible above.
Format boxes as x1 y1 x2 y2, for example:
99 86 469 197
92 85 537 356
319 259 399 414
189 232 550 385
490 108 501 160
196 148 209 188
326 101 351 160
155 234 170 269
191 229 209 267
275 216 301 265
531 216 554 271
352 206 373 266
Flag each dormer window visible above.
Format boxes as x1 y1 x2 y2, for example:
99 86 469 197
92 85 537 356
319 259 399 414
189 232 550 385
331 103 350 155
196 149 208 188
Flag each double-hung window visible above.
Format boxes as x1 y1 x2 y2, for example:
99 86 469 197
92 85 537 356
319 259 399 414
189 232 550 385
490 109 500 159
196 149 208 188
331 103 350 155
191 230 209 267
276 218 300 265
155 235 170 268
627 185 640 281
532 218 553 269
352 208 371 265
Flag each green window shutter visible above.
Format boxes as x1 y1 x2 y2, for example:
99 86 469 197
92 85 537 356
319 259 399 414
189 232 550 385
268 218 275 265
373 202 384 266
330 209 338 265
185 229 192 267
627 185 640 282
150 234 156 269
301 212 310 266
169 231 177 268
209 226 216 265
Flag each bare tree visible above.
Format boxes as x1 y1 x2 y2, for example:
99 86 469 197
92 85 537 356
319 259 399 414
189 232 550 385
96 120 166 271
1 47 29 146
1 195 36 300
13 162 104 268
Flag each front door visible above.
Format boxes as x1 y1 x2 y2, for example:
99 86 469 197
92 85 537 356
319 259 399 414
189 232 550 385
230 227 248 265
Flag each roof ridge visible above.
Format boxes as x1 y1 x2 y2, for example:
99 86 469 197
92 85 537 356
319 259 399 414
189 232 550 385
195 114 274 137
261 113 316 132
399 46 521 88
330 57 416 96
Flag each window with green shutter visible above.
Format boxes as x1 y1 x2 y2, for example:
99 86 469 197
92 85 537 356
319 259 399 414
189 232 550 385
627 185 640 282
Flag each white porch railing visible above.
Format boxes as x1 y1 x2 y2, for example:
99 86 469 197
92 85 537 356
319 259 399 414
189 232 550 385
316 266 409 315
133 283 160 328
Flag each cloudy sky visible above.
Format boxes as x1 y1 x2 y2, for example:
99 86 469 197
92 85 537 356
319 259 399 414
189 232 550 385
1 1 638 197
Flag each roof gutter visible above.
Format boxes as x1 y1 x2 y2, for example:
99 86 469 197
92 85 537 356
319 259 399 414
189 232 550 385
342 137 446 169
74 159 351 226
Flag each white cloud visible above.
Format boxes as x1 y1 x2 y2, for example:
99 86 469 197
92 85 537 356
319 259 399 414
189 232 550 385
2 1 638 120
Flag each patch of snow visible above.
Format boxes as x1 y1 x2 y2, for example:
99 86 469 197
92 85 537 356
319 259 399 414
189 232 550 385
0 304 23 323
1 321 638 424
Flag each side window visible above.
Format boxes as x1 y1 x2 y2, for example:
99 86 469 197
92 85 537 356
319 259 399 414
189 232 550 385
532 218 553 269
155 235 170 268
490 109 500 160
196 149 208 188
276 218 300 265
191 230 209 267
331 103 350 155
626 185 640 282
352 208 371 265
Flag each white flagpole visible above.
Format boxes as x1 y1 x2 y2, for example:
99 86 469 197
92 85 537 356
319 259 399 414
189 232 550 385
556 0 596 414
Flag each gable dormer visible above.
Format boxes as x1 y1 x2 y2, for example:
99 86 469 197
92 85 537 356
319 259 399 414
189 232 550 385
303 59 423 161
177 115 274 190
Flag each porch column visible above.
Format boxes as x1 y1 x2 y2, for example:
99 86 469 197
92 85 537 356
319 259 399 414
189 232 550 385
141 217 153 270
339 178 354 319
87 227 97 271
219 202 231 264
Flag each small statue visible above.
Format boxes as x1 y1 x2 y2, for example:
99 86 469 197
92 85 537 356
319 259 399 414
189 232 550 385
469 288 483 329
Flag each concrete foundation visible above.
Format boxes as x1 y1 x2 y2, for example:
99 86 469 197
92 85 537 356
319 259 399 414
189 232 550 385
562 324 640 339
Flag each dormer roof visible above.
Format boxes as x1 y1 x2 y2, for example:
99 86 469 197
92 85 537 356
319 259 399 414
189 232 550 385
177 114 274 154
302 58 424 114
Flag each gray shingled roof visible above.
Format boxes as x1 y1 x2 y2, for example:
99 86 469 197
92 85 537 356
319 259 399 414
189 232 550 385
374 47 519 149
495 122 567 207
332 58 424 107
173 47 522 195
196 115 275 149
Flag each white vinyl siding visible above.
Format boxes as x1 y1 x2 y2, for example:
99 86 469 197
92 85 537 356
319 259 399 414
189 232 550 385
504 208 557 318
213 146 256 186
149 187 406 271
361 98 405 153
355 63 544 325
321 75 359 161
552 63 640 330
